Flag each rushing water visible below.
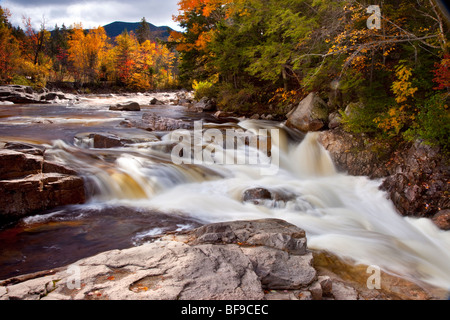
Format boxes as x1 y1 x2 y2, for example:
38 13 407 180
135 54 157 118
0 93 449 292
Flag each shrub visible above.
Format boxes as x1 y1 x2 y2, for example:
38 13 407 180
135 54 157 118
405 94 450 151
192 79 217 100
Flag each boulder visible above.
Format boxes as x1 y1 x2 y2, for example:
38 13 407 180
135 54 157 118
242 187 296 205
286 92 329 132
149 97 164 105
109 102 141 111
432 210 450 230
190 97 216 113
0 146 85 223
90 133 124 149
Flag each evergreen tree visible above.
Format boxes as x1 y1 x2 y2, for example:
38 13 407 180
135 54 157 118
136 17 151 44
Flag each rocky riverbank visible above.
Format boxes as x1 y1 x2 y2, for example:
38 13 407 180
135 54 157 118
0 219 445 300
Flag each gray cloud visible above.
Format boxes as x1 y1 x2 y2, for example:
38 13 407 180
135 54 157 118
1 0 182 30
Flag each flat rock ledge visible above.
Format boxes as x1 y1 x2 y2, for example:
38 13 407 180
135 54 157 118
0 219 324 300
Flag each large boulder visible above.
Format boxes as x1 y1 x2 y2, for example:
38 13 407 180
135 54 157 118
0 146 85 224
286 92 329 132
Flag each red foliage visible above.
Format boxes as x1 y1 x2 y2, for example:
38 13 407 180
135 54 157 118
433 54 450 90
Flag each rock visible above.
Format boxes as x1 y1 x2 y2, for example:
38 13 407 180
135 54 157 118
0 85 76 104
0 173 85 223
0 146 85 224
0 149 43 180
109 102 141 111
242 187 272 202
141 113 194 131
330 281 359 300
0 85 43 104
90 133 124 149
242 247 316 289
192 219 307 255
432 210 450 230
190 97 216 112
3 142 45 156
317 275 333 296
318 128 389 178
149 97 164 105
242 187 296 205
286 92 329 132
213 111 235 119
344 101 364 118
328 112 342 129
250 114 260 120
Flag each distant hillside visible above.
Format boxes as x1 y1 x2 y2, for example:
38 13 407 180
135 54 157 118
102 21 174 41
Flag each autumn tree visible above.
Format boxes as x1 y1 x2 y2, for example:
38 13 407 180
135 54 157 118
0 6 20 84
67 23 110 83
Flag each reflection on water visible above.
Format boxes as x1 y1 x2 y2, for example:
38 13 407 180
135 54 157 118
0 93 449 292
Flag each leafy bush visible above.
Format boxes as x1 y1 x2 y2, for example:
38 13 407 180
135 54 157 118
405 94 450 151
192 79 217 100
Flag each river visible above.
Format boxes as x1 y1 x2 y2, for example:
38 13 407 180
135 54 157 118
0 92 449 293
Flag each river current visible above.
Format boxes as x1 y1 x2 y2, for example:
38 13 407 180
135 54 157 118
0 92 449 292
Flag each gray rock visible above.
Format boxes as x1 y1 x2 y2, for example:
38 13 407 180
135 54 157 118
242 247 316 289
140 113 194 131
330 281 359 300
286 92 329 132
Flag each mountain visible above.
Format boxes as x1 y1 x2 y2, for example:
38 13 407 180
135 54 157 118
102 21 174 41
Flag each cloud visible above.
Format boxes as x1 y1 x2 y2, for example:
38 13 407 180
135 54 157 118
1 0 182 30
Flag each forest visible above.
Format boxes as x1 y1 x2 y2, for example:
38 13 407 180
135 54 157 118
0 11 177 91
0 0 449 151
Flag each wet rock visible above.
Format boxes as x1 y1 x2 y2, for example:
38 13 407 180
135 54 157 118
0 173 85 223
432 210 450 230
109 102 141 111
286 92 329 132
318 128 391 178
3 142 45 156
90 133 124 148
0 149 43 180
0 146 85 224
242 187 296 205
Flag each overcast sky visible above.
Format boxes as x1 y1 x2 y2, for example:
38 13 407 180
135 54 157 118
0 0 182 31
